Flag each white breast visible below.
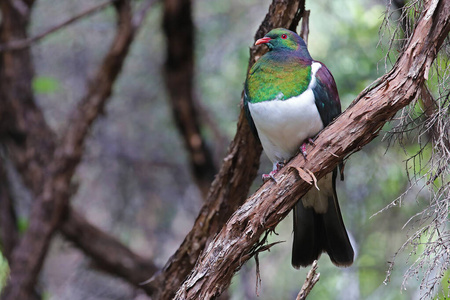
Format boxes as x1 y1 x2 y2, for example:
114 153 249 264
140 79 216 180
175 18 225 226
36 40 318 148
248 62 323 166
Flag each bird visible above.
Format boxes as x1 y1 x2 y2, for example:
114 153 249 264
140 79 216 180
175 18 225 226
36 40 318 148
243 28 354 268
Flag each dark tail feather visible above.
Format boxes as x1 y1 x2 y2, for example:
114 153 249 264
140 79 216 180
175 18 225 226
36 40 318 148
292 200 322 268
291 170 354 268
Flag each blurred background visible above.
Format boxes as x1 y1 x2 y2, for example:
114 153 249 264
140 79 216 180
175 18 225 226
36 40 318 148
1 0 447 299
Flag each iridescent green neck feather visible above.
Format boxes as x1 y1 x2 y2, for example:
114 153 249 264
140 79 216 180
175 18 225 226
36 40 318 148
246 53 311 104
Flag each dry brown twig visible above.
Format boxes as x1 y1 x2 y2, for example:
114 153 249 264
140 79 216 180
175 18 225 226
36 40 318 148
296 260 320 300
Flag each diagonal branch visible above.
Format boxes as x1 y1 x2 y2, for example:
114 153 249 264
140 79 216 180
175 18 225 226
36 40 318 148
60 209 159 293
173 0 450 298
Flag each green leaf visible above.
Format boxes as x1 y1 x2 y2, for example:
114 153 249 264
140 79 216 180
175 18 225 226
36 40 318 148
32 76 60 94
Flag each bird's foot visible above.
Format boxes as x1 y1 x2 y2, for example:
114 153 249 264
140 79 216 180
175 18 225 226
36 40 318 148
262 162 285 183
300 138 315 159
275 161 285 171
262 170 278 183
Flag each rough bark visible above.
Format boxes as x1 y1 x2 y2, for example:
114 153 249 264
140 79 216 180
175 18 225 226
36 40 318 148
173 0 450 298
0 1 145 299
162 0 217 197
146 1 306 299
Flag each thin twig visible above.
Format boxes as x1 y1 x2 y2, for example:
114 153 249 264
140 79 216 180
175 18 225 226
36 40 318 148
0 0 116 52
133 0 157 28
296 260 320 300
300 10 310 44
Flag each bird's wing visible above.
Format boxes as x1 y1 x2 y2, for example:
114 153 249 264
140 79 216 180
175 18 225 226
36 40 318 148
243 82 260 142
312 63 345 179
312 62 341 127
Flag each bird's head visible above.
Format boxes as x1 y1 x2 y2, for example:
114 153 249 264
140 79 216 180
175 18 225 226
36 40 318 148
255 28 308 54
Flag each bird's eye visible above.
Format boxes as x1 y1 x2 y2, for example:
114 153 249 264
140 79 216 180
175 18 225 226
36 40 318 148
281 34 287 39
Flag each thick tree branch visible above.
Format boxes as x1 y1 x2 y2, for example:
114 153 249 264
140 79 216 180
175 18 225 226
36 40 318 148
162 0 217 197
174 0 450 298
0 0 56 196
60 209 159 293
146 0 306 298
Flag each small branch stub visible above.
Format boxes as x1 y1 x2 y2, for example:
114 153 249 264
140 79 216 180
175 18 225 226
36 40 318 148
296 260 320 300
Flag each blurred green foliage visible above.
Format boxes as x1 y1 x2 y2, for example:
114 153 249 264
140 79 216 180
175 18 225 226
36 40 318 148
17 217 29 234
32 76 61 95
0 253 8 292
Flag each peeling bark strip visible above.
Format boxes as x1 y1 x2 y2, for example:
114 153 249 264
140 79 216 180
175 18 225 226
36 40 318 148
146 0 306 298
174 0 450 298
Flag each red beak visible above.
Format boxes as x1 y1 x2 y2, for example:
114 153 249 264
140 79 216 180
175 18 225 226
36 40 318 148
255 37 271 45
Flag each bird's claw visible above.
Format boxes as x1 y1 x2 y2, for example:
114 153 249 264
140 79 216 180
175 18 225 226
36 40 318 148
301 143 308 158
262 162 285 183
275 162 285 171
300 138 315 159
262 170 278 183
